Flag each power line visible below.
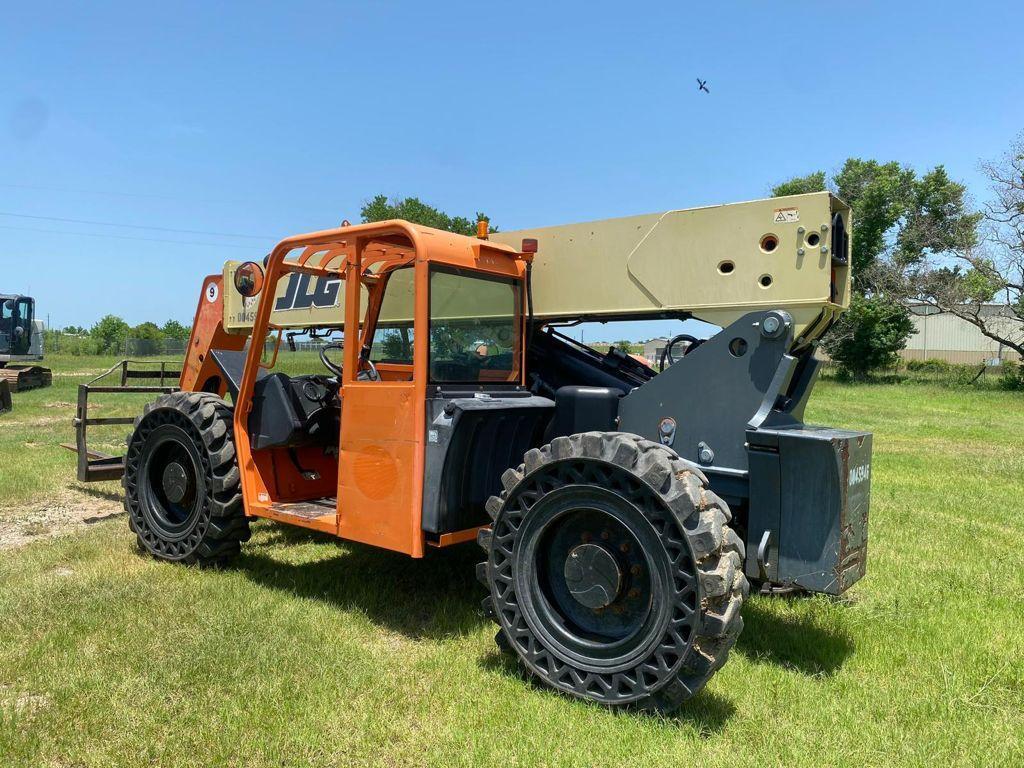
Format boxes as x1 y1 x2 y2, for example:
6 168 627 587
0 181 252 206
0 224 260 250
0 210 273 240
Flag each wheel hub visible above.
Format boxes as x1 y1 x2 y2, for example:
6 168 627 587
564 542 622 609
161 461 190 505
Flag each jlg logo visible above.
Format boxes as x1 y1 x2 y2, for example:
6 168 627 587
848 464 870 487
274 273 342 311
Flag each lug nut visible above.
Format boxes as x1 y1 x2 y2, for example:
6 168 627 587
631 564 642 576
601 530 610 541
620 542 631 554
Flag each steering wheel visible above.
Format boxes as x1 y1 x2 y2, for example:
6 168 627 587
318 342 381 381
319 342 344 377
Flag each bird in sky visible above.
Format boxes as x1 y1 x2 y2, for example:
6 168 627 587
697 78 710 94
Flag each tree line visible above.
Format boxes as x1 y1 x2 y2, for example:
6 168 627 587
47 317 191 355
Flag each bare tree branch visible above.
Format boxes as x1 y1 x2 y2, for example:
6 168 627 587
891 133 1024 359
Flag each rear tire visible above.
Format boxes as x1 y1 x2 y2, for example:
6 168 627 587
123 391 249 566
478 432 747 713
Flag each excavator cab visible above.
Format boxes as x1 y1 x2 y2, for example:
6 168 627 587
0 294 51 394
0 295 34 357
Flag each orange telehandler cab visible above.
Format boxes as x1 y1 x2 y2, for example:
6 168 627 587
97 194 871 713
222 220 530 556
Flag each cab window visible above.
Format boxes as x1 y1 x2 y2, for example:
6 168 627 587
370 267 415 365
429 267 520 383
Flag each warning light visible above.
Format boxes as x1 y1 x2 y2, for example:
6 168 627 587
521 238 538 253
477 220 489 239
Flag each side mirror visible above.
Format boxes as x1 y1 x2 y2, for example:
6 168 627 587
234 262 265 298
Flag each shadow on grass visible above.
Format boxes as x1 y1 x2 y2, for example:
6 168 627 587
236 525 738 728
478 648 736 733
735 599 854 676
72 484 123 504
236 528 485 641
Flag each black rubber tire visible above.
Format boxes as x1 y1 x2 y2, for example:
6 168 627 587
123 391 250 566
477 432 747 713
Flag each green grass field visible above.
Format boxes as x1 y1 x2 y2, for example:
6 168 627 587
1 355 1022 767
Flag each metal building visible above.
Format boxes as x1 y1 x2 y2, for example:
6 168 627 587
903 303 1022 364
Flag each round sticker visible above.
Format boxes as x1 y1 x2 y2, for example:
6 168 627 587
206 282 219 303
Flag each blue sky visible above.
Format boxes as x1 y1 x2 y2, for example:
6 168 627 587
2 1 1023 342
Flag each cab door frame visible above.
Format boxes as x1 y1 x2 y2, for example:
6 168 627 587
336 234 430 557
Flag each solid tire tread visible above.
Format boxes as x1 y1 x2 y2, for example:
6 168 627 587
478 431 747 713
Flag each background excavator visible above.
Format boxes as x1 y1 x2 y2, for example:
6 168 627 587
70 190 871 712
0 294 52 413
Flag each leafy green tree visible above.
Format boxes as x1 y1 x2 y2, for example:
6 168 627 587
130 321 168 356
161 319 191 342
772 158 978 377
770 171 826 198
89 314 130 354
379 326 413 362
824 294 916 379
132 322 163 342
360 195 494 235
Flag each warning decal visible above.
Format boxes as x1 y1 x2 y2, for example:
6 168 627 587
773 207 799 223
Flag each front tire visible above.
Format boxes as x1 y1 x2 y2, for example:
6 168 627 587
124 391 250 566
478 432 747 713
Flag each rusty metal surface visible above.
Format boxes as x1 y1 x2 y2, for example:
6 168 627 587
744 424 872 596
0 364 52 392
70 360 179 483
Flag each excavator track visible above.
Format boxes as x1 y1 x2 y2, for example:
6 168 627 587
0 364 52 392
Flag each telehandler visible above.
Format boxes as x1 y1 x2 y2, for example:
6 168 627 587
72 191 871 712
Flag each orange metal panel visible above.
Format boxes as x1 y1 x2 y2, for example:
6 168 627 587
374 363 413 382
428 526 486 548
257 505 337 534
338 382 421 555
179 275 246 394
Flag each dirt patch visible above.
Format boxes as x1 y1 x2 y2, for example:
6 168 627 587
0 684 51 716
0 488 124 551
